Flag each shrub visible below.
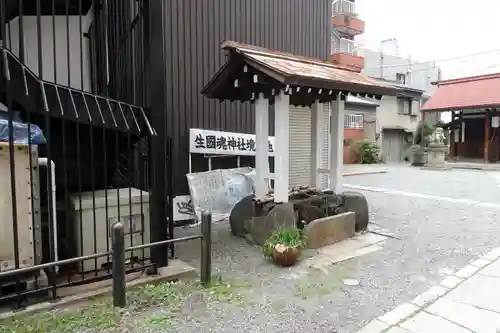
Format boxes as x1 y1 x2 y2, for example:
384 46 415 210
263 227 304 259
353 139 380 164
413 121 434 146
414 121 449 146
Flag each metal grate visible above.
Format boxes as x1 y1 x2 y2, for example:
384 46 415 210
344 114 363 129
0 0 175 309
331 38 357 56
332 0 356 15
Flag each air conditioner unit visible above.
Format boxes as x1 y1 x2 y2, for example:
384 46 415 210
0 143 42 277
70 188 150 273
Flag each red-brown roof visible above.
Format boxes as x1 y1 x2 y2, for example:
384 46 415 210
221 41 399 94
422 72 500 112
201 41 400 107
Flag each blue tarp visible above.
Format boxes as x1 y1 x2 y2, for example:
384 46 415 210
0 111 47 145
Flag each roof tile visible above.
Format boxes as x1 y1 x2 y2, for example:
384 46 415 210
422 73 500 111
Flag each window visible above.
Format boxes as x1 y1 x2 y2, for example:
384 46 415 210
396 73 406 85
344 114 364 128
397 97 412 115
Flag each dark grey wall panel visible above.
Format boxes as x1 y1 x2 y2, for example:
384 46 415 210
160 0 331 194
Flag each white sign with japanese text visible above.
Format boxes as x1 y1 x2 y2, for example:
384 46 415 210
189 128 275 156
173 195 195 221
492 116 500 128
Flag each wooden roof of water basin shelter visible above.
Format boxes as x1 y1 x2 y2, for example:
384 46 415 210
201 41 401 106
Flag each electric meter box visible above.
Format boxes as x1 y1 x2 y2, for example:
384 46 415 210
71 188 150 273
0 143 42 273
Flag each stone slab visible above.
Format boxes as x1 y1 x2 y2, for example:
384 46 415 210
246 202 297 245
304 212 355 249
339 191 369 232
411 285 448 307
440 275 463 289
342 165 388 177
454 264 480 278
478 259 500 278
470 259 492 268
427 298 500 333
356 319 390 333
378 303 420 325
386 327 413 333
300 232 386 270
400 311 472 333
447 274 500 313
481 247 500 261
420 165 452 171
229 195 255 237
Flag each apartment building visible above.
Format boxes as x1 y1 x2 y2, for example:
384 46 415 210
357 40 442 162
331 0 376 163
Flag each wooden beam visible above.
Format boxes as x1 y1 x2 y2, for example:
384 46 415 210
485 113 490 163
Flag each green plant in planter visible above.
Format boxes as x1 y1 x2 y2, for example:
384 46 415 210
263 227 305 267
353 139 380 164
413 121 434 146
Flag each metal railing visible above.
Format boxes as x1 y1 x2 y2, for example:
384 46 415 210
332 0 356 15
344 114 364 129
331 38 357 55
0 0 176 310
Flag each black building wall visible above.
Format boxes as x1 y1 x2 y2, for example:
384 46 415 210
159 0 331 195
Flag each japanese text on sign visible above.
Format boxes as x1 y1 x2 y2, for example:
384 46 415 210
189 128 275 156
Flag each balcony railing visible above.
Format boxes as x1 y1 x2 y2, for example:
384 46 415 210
331 38 357 55
332 0 356 15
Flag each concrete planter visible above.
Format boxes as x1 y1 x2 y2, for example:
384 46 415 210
411 145 427 166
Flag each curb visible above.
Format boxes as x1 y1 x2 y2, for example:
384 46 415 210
343 170 388 177
356 246 500 333
0 260 196 321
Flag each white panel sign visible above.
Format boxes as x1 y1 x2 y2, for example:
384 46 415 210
492 116 499 128
189 128 275 156
173 195 195 221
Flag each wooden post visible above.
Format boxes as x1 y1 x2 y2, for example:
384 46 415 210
485 113 490 163
458 111 463 159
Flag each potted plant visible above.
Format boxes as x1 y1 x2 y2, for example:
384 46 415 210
263 227 305 267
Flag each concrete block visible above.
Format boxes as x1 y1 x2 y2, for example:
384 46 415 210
356 319 390 333
378 303 420 325
482 247 500 261
400 311 471 333
386 327 413 333
454 265 480 278
427 298 500 333
304 212 355 250
411 285 447 307
470 258 491 268
440 275 463 289
478 259 500 278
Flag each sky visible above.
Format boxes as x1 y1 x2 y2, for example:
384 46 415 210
356 0 500 80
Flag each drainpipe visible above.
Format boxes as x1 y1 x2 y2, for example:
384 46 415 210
38 158 58 268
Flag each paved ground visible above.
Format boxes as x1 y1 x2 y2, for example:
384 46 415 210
358 248 500 333
168 164 500 333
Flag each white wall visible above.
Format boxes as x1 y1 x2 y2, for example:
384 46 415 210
376 95 420 133
360 48 441 95
5 14 93 92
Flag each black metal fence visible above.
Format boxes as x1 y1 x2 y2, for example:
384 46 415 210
0 0 176 310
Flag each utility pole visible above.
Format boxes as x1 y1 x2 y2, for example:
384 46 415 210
380 53 384 78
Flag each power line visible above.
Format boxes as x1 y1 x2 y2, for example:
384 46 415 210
363 48 500 71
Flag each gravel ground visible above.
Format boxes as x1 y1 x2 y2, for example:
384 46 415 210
149 165 500 333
